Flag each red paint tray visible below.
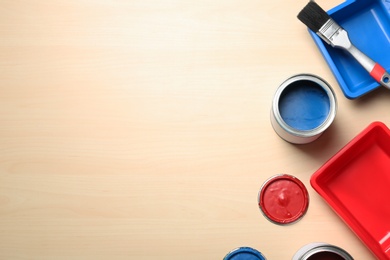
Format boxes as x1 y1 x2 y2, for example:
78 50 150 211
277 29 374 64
311 122 390 259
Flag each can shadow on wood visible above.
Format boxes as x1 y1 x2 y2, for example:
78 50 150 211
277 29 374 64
291 120 341 162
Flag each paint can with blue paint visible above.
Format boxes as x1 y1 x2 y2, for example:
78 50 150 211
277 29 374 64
271 74 337 144
223 247 266 260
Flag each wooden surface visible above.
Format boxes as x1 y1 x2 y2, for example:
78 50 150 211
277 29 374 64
0 0 388 259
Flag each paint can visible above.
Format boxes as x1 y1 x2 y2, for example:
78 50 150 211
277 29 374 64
223 247 266 260
258 174 309 225
271 74 337 144
292 243 354 260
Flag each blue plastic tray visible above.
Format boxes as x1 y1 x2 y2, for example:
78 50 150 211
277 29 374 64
308 0 390 99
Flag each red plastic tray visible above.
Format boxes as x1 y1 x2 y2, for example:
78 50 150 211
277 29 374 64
311 122 390 260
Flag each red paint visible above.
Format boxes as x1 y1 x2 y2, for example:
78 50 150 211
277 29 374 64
307 251 345 260
311 122 390 259
258 174 309 224
370 63 386 83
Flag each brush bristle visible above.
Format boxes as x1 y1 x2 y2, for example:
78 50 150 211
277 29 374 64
297 1 330 32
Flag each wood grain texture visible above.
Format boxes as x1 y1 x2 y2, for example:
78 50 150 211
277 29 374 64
0 0 387 259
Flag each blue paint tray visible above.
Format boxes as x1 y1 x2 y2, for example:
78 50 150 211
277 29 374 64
308 0 390 99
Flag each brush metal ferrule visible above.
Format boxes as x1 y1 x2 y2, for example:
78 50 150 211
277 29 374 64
317 19 341 45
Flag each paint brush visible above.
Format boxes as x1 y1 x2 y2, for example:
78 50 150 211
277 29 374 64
297 1 390 89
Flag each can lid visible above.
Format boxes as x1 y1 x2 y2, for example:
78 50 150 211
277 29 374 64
223 247 266 260
258 174 309 225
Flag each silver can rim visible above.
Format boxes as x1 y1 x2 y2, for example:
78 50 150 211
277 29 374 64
272 74 337 138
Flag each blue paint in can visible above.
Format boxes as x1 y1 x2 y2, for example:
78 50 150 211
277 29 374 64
271 74 336 144
224 247 266 260
279 80 330 131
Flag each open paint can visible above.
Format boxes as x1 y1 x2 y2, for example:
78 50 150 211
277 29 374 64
292 243 354 260
223 247 266 260
271 74 337 144
258 174 309 225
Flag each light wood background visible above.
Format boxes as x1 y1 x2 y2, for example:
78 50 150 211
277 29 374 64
0 0 387 259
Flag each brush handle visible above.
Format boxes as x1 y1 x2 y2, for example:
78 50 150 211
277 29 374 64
327 28 390 89
348 44 390 89
370 64 390 87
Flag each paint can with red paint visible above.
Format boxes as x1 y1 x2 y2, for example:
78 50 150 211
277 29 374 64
257 174 309 225
292 243 354 260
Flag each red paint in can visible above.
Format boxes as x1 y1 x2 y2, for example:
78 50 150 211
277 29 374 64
258 174 309 225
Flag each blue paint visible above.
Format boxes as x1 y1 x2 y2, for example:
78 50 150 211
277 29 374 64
279 80 330 131
224 247 266 260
